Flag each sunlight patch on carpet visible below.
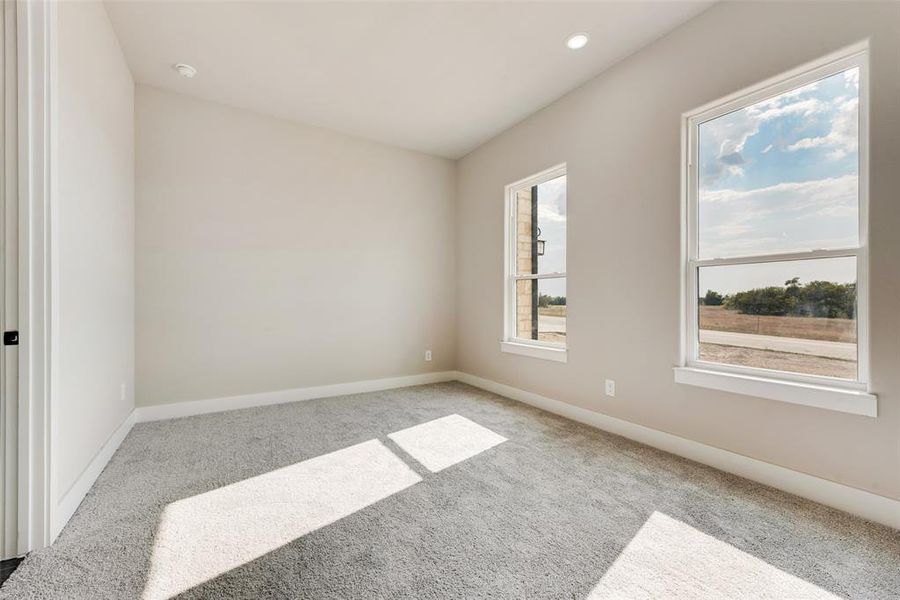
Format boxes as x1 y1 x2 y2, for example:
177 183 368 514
142 439 422 600
587 511 839 599
388 414 507 472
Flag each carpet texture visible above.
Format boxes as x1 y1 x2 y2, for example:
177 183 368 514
2 382 898 599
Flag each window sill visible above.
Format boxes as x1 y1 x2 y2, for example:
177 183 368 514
500 341 567 363
673 367 876 417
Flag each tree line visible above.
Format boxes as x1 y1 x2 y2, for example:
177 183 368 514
702 277 855 319
538 295 567 307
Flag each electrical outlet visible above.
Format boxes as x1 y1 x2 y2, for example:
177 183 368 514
604 379 616 397
120 383 127 402
425 350 433 362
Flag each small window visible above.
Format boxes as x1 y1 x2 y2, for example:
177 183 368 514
682 48 869 397
502 165 567 362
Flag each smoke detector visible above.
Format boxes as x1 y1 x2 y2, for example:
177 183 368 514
174 63 197 79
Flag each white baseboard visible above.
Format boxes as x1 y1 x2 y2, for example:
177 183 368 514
135 371 458 423
455 371 900 530
52 409 137 541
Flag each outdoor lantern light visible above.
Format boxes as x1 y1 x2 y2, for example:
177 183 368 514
536 228 545 256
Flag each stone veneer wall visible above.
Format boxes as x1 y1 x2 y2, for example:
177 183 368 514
515 188 535 338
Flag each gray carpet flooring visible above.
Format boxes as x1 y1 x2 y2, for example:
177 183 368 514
2 382 898 599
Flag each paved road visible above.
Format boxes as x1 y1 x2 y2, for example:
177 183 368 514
539 315 566 333
699 330 856 360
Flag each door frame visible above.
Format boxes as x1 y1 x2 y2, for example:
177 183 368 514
12 0 56 555
1 0 19 560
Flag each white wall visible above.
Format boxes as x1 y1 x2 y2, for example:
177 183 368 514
456 1 900 500
56 2 135 500
135 86 456 407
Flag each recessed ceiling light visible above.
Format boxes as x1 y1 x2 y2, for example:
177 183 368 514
566 33 589 50
174 63 198 79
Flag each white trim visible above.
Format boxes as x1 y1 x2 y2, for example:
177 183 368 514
52 410 135 541
683 358 867 392
505 163 567 193
691 248 859 268
455 371 899 530
512 272 566 281
135 371 458 423
679 42 872 402
500 341 567 363
673 367 876 417
16 0 56 555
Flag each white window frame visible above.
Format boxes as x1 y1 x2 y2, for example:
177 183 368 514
501 163 567 363
676 43 876 417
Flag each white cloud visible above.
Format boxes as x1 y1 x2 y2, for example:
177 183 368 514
761 144 774 154
699 175 858 258
786 137 827 151
751 97 823 124
701 94 825 184
700 174 856 205
757 80 819 105
786 96 858 159
537 203 566 223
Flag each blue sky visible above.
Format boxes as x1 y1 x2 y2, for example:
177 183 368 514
698 67 859 295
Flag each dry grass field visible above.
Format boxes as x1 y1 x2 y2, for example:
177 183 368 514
537 305 566 343
538 305 566 318
699 306 855 343
526 305 858 378
537 332 565 343
699 343 856 379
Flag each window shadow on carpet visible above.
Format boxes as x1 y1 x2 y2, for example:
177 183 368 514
142 413 507 599
151 387 900 600
586 511 839 599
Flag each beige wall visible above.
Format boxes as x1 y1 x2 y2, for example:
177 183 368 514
56 1 135 498
456 1 900 499
135 86 456 407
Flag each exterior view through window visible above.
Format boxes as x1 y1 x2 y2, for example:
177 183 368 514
507 166 566 348
688 54 866 382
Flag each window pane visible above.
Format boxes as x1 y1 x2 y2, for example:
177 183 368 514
515 278 566 344
698 258 856 379
698 67 859 259
515 175 566 275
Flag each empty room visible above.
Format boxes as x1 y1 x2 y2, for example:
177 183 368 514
0 0 898 598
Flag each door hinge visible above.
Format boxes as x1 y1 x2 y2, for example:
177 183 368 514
3 331 19 346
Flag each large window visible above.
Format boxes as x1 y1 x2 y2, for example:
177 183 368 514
679 47 875 415
502 164 567 362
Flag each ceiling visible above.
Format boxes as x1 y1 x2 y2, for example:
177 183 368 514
105 1 714 159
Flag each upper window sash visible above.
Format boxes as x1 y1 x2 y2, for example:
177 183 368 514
685 48 868 264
